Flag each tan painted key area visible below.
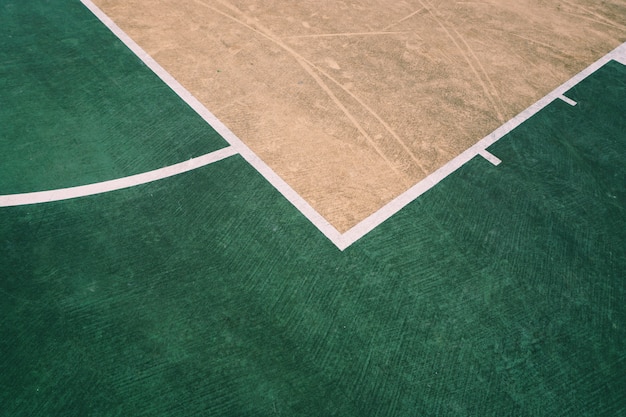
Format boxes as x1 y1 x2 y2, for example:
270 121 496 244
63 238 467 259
93 0 625 232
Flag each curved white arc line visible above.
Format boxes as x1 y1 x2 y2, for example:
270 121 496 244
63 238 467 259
0 147 237 207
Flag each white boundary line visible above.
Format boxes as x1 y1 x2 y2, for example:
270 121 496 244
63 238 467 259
0 147 237 207
17 2 626 251
339 42 626 250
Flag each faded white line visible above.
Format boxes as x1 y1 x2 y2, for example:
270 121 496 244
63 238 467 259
559 94 578 106
479 149 502 166
0 147 237 207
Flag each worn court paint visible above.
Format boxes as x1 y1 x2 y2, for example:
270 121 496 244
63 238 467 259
2 1 623 251
1 59 624 416
89 0 626 232
478 150 502 166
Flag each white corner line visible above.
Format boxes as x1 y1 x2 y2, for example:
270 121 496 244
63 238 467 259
338 41 626 249
559 95 578 106
479 149 502 166
0 147 237 207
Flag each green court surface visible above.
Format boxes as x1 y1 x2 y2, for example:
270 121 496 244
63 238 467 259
1 1 626 416
0 0 227 194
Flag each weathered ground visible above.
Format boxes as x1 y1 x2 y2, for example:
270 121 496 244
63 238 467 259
93 0 626 231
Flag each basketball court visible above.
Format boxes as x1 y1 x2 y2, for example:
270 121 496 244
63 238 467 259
1 0 625 415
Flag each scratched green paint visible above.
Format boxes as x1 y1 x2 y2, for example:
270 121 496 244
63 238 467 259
1 1 625 416
0 0 227 194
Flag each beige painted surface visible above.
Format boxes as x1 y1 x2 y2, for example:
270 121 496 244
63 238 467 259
93 0 625 232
